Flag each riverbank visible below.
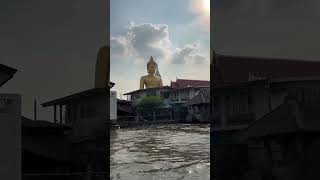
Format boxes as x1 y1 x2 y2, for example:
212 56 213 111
112 120 210 128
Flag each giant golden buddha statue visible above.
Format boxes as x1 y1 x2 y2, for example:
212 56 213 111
140 56 163 89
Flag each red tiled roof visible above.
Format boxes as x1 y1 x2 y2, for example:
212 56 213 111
170 79 210 88
213 54 320 84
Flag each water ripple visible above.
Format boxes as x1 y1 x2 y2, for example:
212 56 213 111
111 124 210 180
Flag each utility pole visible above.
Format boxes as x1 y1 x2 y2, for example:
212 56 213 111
34 99 37 121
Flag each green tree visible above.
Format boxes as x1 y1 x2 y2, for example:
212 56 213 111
138 96 162 108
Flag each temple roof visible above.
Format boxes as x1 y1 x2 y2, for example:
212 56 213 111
170 79 210 88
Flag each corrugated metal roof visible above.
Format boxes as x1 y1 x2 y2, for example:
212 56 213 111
213 54 320 85
22 116 70 129
185 88 210 106
235 99 320 141
42 88 106 107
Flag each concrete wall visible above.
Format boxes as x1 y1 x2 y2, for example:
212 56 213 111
110 91 117 120
214 85 284 128
0 94 21 180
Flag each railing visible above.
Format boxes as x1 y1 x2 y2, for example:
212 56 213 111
170 98 179 102
141 114 171 121
117 115 136 122
116 114 173 122
181 97 190 101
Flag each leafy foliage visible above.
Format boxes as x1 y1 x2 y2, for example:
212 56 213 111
138 96 162 108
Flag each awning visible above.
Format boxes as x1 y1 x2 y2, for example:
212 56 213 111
0 64 17 87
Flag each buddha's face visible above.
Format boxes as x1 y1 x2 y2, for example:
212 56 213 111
147 63 156 75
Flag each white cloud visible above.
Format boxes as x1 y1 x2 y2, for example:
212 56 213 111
111 22 208 65
111 23 171 60
193 54 207 64
110 36 129 57
171 43 208 64
127 23 172 59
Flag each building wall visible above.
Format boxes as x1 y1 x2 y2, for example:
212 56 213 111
213 80 320 179
214 84 286 128
129 87 208 104
0 94 21 180
169 87 205 103
270 91 286 110
187 103 210 122
65 94 108 138
251 86 271 120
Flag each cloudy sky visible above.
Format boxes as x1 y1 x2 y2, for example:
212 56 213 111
213 0 320 60
0 0 107 120
110 0 210 98
2 0 320 120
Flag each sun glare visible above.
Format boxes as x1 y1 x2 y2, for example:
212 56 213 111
203 0 210 14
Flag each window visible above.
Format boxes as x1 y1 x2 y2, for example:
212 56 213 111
302 87 320 104
80 104 85 119
228 96 249 115
73 104 77 121
0 99 10 114
194 106 199 113
86 105 96 118
135 93 141 99
162 92 169 99
171 91 178 100
146 91 156 96
181 89 189 100
65 106 72 124
232 104 237 113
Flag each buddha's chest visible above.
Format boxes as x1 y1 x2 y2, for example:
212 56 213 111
144 77 160 87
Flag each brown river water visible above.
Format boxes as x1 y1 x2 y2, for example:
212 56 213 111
110 124 210 180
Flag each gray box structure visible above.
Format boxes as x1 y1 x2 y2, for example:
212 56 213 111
0 94 21 180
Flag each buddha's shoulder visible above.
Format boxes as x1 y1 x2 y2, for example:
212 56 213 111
140 75 149 79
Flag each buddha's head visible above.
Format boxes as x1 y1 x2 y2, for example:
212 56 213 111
147 56 157 75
